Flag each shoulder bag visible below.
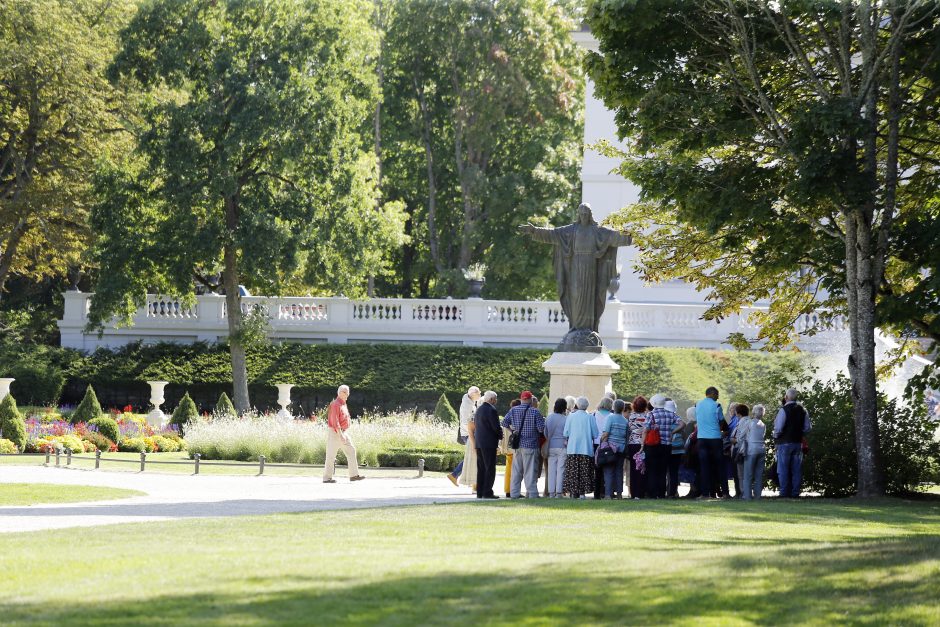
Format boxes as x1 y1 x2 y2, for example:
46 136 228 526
643 414 661 446
508 407 529 450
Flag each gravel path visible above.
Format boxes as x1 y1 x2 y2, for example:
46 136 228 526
0 465 481 533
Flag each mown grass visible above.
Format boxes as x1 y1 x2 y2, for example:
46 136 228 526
0 498 937 625
0 483 143 506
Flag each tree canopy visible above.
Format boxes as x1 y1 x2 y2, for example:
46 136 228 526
90 0 407 410
587 0 940 496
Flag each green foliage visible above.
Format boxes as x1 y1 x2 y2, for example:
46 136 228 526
118 437 146 453
378 0 584 298
433 394 458 425
8 361 65 406
70 385 103 425
538 394 550 417
376 449 464 472
59 434 84 454
215 392 237 419
0 394 26 450
88 416 121 445
800 376 940 496
0 438 17 454
81 431 115 453
151 435 180 453
169 393 199 432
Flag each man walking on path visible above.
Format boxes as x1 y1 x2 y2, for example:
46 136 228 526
502 391 545 498
695 387 724 498
448 386 481 486
774 388 812 498
474 391 502 499
323 385 365 484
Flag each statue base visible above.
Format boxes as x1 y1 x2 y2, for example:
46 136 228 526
542 351 620 410
557 328 604 353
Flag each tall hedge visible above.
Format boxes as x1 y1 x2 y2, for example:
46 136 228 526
70 385 103 424
0 394 26 450
433 393 458 425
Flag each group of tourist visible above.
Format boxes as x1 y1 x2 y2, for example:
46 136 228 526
450 385 812 500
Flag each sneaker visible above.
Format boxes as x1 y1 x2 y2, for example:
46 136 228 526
350 475 366 482
323 479 337 484
447 474 458 487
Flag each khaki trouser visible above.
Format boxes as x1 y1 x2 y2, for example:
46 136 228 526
324 428 359 480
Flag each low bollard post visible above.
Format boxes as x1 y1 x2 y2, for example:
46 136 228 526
44 450 51 466
66 448 72 466
194 453 200 475
418 458 425 478
95 450 101 470
259 455 265 475
55 447 60 467
140 451 146 472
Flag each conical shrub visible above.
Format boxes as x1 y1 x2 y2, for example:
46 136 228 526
169 392 199 433
0 394 26 450
70 385 103 424
433 393 459 425
538 394 550 416
215 391 237 418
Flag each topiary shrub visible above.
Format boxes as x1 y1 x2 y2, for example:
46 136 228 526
118 437 147 453
799 375 940 496
538 394 550 417
169 392 199 433
0 438 17 454
9 362 65 406
433 393 458 425
59 434 85 453
88 416 121 445
0 394 26 450
215 391 237 418
70 385 103 425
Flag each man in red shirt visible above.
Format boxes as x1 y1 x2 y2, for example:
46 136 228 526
323 384 365 483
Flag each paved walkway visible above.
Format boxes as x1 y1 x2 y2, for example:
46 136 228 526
0 465 480 533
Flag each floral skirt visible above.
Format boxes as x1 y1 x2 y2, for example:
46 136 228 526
563 454 595 496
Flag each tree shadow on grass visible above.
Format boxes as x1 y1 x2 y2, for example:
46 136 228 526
1 534 937 625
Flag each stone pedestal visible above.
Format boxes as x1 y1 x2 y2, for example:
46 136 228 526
146 381 169 428
0 378 14 402
542 351 620 410
275 384 294 421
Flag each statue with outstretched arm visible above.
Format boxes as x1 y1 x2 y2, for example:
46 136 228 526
519 203 632 352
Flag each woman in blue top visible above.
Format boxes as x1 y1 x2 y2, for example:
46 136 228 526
543 398 569 498
563 397 599 499
600 398 629 498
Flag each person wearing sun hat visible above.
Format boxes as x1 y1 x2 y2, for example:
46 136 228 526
501 390 545 498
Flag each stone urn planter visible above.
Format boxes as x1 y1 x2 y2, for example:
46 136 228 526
146 381 170 428
467 279 485 299
0 378 14 402
275 384 294 422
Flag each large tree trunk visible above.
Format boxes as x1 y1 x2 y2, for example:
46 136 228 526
0 216 30 301
414 79 445 278
223 195 251 414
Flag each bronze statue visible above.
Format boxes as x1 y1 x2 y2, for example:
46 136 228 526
519 203 632 352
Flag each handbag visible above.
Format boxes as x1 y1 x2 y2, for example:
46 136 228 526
596 441 617 466
508 407 529 450
733 421 749 463
643 415 661 446
456 424 468 446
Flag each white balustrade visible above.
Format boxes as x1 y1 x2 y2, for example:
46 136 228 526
57 291 849 352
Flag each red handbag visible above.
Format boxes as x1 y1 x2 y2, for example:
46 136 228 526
644 416 661 446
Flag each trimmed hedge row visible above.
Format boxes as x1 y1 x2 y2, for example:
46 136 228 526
1 340 809 415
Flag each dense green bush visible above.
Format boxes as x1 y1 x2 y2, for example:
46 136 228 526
377 448 464 472
118 437 147 453
215 392 237 418
81 431 115 453
70 385 103 424
0 438 17 454
799 375 940 496
0 394 26 450
433 393 458 425
88 416 121 444
169 393 199 432
538 394 550 416
151 435 180 453
9 362 65 406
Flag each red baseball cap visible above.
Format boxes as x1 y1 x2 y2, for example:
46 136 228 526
520 391 533 400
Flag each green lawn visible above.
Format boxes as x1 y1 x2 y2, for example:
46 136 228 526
0 498 938 625
0 483 143 506
0 452 448 478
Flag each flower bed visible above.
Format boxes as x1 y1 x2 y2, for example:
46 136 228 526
185 410 460 466
22 413 185 454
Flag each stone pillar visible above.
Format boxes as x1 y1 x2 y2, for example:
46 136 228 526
146 381 169 427
542 352 620 411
